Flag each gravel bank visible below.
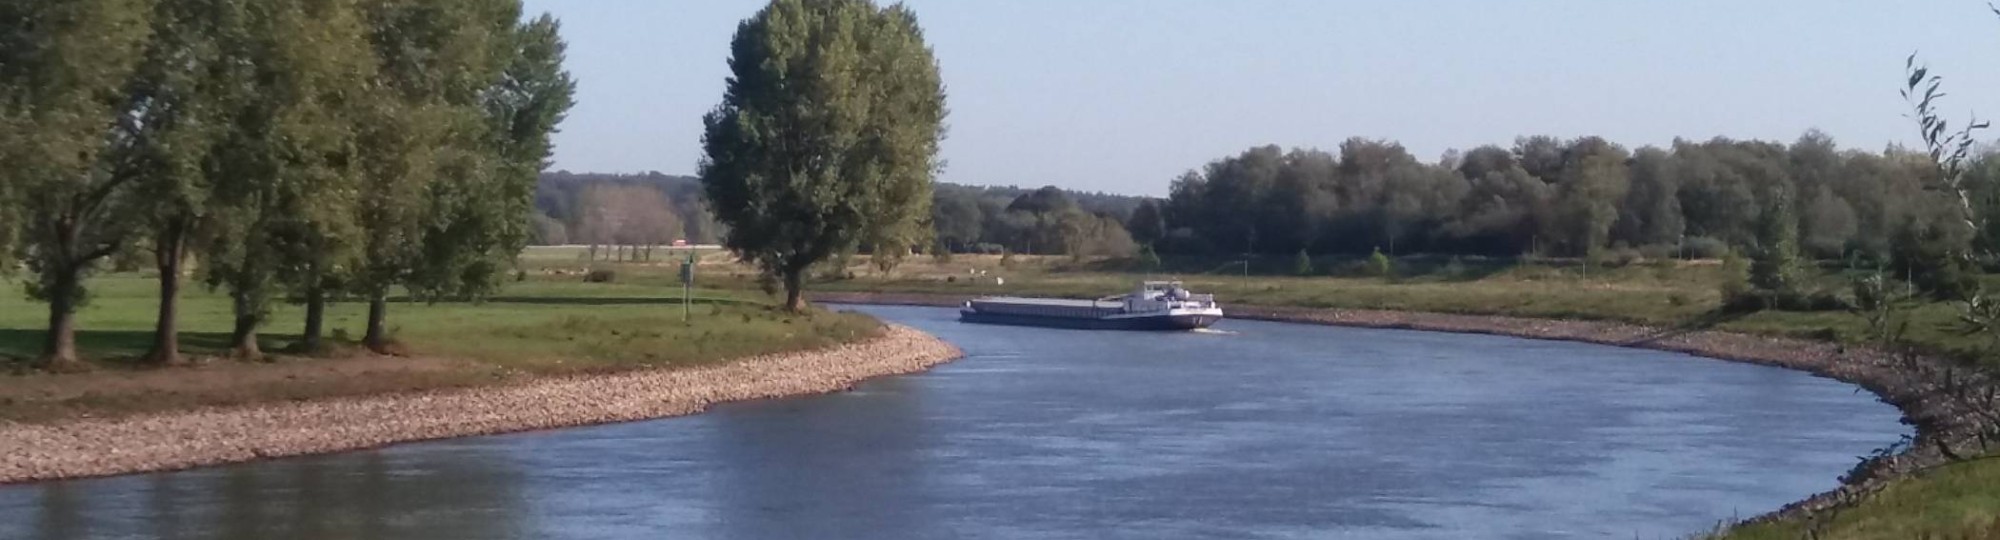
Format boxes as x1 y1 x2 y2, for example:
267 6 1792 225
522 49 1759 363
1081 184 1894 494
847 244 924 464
813 291 1998 524
0 324 961 484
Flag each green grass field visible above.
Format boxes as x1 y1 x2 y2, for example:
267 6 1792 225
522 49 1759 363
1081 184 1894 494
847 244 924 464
0 251 877 423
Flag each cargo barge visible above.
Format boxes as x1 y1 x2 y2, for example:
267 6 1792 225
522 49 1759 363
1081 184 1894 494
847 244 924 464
958 281 1224 331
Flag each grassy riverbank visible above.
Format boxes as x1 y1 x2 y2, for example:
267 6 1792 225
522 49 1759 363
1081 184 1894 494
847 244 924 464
652 251 1999 540
681 252 1996 360
0 249 878 424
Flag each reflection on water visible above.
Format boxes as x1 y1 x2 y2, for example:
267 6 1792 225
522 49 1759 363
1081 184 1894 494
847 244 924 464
0 305 1906 539
712 377 941 540
2 443 526 540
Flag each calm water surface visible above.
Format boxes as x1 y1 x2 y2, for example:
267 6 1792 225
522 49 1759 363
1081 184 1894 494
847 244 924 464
0 305 1905 539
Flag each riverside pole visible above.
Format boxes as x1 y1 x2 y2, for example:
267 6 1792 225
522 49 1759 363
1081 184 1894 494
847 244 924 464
681 252 694 322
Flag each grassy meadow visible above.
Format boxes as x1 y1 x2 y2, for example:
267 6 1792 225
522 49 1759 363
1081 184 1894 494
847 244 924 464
0 244 876 423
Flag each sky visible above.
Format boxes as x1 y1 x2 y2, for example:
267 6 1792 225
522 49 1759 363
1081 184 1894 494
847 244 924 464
520 0 2000 197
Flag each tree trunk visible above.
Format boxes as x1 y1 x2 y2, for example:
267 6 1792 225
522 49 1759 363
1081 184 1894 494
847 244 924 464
300 280 326 353
782 268 806 312
40 269 82 371
364 295 390 353
144 224 186 366
229 293 262 360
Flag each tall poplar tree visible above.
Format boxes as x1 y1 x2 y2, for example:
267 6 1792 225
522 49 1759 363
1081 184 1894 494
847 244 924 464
201 0 371 359
0 0 154 369
700 0 947 312
351 0 571 351
129 0 247 364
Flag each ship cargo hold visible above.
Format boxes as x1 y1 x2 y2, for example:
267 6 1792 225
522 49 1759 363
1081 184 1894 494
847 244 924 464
958 281 1223 331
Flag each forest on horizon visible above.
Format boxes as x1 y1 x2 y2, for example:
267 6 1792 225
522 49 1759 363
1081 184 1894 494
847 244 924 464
543 128 1990 271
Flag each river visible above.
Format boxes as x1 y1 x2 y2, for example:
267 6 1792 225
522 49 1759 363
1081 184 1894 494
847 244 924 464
0 305 1905 539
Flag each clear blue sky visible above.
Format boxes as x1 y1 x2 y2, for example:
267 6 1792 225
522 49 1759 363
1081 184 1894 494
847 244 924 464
520 0 2000 197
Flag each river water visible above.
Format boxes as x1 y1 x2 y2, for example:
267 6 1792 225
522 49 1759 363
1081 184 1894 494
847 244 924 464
0 305 1904 539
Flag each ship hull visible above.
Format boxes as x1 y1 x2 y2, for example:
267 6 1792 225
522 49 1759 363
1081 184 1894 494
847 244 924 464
958 309 1220 331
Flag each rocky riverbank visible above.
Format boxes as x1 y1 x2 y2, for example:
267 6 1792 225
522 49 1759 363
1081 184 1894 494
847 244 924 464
0 324 962 484
811 291 1999 525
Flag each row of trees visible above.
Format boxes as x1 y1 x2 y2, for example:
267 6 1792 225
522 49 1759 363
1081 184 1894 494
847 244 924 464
0 0 575 368
930 185 1141 258
1157 133 1957 261
533 171 723 251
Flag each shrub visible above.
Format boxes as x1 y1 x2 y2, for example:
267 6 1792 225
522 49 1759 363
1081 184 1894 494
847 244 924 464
1293 249 1314 276
583 269 617 283
1137 244 1162 272
1724 289 1851 313
1637 243 1676 261
1596 247 1642 268
1684 236 1730 259
1368 248 1394 279
1442 256 1467 279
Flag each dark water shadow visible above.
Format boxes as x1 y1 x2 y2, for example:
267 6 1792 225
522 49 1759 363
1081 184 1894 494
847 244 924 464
10 445 529 540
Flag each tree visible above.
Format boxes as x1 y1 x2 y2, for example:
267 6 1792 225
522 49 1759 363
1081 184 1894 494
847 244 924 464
1549 137 1630 256
699 0 946 312
1893 212 1981 301
351 0 572 351
201 0 373 359
1749 192 1805 296
931 190 984 252
531 213 569 245
1801 186 1858 258
126 0 249 364
0 0 155 368
1612 146 1682 249
1127 199 1166 246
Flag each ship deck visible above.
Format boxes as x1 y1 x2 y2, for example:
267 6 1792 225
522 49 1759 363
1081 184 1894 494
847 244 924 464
969 297 1113 308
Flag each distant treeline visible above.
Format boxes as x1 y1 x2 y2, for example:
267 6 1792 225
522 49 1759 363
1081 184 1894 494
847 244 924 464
547 131 1982 265
1155 132 1981 260
533 171 721 256
536 172 1154 258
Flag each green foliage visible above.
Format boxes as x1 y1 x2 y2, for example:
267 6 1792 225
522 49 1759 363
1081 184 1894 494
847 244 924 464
1718 249 1752 308
0 0 164 363
1748 193 1805 295
1684 236 1730 259
1137 244 1162 272
1294 249 1314 276
1368 248 1394 279
699 0 946 310
1892 217 1981 301
1550 137 1631 256
1127 200 1167 246
195 0 377 355
930 238 953 264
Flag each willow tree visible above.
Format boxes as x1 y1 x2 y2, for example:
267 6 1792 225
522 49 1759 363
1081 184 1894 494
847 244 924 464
700 0 946 312
0 0 154 369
